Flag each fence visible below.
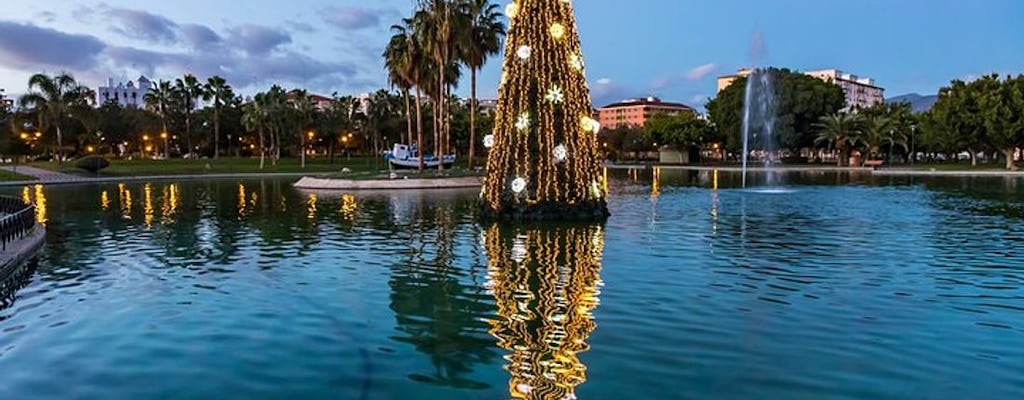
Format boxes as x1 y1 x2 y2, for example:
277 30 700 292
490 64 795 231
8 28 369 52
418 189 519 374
0 196 37 252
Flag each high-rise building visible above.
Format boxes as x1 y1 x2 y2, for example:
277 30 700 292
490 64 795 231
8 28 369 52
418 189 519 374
597 97 696 130
0 88 12 112
97 76 153 107
805 69 885 111
716 68 885 111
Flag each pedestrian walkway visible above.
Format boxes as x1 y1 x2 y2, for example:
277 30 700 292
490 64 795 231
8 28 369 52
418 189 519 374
0 166 88 184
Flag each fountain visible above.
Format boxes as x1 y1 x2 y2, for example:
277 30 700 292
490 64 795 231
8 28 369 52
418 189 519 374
741 68 776 189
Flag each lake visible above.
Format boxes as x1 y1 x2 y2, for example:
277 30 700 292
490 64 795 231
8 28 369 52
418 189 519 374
0 169 1022 399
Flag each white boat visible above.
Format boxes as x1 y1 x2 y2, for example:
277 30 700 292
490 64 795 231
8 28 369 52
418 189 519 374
384 144 456 169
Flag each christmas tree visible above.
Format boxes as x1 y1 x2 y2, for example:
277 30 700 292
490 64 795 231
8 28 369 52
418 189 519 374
481 0 609 221
483 224 604 399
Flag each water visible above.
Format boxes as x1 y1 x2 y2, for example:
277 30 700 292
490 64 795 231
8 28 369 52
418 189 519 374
741 69 776 188
1 171 1023 399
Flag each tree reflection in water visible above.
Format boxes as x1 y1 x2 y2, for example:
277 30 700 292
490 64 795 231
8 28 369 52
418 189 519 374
484 224 605 400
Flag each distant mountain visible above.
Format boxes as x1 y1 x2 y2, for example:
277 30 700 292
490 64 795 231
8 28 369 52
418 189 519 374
886 93 938 113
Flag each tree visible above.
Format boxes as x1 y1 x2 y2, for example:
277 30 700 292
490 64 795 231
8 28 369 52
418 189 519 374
175 74 202 158
814 112 864 167
977 74 1024 170
643 112 715 149
931 79 986 166
289 89 316 168
203 76 234 159
860 115 890 160
458 0 505 170
387 17 431 170
144 80 175 158
707 68 845 154
18 73 94 163
242 93 270 169
481 0 608 220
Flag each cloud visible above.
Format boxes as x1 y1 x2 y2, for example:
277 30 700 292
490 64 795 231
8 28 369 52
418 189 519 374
321 7 393 31
288 20 317 34
35 11 57 23
0 21 106 70
686 63 717 80
596 77 613 86
228 24 292 56
180 24 222 48
106 7 179 43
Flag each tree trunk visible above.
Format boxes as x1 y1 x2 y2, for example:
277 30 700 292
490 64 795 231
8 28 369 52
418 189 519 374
214 106 220 159
185 112 193 160
56 125 63 165
328 141 334 164
259 128 266 169
300 130 306 168
416 87 425 172
469 69 478 170
969 148 977 166
403 89 412 146
1004 149 1018 171
437 58 445 171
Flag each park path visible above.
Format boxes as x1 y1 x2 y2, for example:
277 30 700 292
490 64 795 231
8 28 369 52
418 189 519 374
0 166 89 183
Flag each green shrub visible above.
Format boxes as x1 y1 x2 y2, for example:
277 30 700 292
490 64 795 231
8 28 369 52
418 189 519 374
76 155 110 173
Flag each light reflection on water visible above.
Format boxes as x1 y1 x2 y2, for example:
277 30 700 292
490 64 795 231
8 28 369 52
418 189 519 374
0 172 1022 399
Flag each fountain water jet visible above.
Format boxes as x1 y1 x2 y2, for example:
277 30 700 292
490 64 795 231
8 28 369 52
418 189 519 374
741 68 776 188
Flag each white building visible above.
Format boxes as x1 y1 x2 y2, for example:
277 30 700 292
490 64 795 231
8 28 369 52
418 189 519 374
97 76 153 107
0 88 12 111
805 69 885 111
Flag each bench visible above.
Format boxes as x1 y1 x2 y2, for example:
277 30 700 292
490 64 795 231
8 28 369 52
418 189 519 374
863 160 884 168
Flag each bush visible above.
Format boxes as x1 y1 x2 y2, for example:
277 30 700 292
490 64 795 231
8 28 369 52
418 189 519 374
76 155 110 173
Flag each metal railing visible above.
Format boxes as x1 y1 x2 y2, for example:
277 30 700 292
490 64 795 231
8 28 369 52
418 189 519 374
0 196 37 252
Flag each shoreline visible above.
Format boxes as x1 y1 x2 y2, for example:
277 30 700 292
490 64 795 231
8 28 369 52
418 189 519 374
607 164 1024 177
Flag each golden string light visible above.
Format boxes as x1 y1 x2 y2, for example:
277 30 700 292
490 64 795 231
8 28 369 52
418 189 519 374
484 224 605 400
483 0 608 220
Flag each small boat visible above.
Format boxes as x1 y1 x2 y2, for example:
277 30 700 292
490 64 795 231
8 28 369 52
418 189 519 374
384 144 456 169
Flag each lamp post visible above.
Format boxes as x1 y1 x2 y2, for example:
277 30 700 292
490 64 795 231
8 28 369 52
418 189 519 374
161 132 169 159
910 125 916 165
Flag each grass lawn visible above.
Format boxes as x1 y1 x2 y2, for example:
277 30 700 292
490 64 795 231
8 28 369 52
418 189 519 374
0 168 38 182
28 157 392 177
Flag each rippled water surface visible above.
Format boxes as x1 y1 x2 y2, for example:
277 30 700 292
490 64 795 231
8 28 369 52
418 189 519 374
1 169 1022 399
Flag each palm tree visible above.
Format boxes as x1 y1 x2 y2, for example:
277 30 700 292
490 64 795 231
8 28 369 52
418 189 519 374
414 2 460 170
175 74 202 158
203 76 233 159
242 93 269 169
814 113 864 167
289 89 317 168
264 85 289 164
19 73 94 163
144 80 175 158
458 0 504 169
385 24 416 149
861 115 890 160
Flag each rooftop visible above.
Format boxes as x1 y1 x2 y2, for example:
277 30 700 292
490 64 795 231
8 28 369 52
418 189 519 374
600 97 694 110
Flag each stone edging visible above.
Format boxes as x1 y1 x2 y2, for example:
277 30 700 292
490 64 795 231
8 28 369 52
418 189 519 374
293 176 483 190
0 226 45 280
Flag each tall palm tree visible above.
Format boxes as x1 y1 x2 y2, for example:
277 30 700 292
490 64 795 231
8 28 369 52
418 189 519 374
144 80 175 159
264 85 289 164
814 113 864 167
414 2 460 170
458 0 504 169
242 93 269 169
289 89 317 168
175 74 202 158
203 76 233 159
19 73 93 163
385 24 415 148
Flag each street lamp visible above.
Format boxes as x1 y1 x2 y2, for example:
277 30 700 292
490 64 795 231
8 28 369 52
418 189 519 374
910 125 917 165
161 132 169 159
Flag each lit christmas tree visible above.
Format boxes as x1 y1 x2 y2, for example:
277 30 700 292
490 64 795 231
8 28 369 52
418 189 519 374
481 0 609 221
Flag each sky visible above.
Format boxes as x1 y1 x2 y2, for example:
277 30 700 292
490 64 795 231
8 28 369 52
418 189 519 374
1 0 1022 109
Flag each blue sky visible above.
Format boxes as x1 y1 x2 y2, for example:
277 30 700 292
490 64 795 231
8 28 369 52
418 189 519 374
1 0 1022 108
